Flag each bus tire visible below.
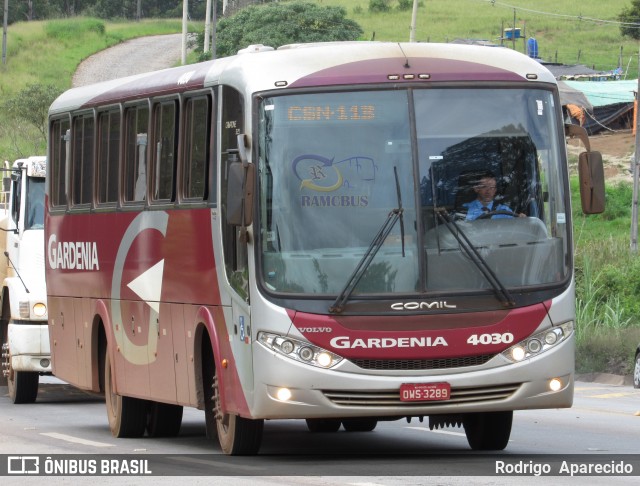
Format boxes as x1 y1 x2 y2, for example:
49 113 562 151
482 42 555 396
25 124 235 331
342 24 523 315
212 369 263 455
463 411 512 450
306 418 342 433
104 351 148 438
147 401 183 437
342 418 378 432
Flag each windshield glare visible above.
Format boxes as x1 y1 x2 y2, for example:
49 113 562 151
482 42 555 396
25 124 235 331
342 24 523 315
257 88 568 298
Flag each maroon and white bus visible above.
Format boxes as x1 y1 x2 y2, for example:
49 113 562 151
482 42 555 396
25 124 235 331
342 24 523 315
46 41 603 454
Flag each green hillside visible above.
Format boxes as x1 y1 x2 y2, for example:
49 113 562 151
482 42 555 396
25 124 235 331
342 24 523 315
314 0 639 74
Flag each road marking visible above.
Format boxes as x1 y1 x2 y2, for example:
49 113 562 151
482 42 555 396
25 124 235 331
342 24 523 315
167 456 264 472
405 426 465 437
589 392 638 399
40 432 114 448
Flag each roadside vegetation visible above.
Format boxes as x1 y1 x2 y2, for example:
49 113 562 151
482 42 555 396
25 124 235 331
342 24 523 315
1 1 639 376
0 18 186 159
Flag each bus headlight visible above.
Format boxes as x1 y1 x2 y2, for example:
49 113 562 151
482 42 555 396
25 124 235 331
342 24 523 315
502 321 574 363
258 332 343 369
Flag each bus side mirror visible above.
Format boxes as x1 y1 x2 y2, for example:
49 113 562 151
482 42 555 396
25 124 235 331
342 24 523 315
578 150 605 214
226 156 255 227
2 177 10 192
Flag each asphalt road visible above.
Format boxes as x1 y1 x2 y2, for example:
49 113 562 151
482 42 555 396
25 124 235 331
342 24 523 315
0 377 639 484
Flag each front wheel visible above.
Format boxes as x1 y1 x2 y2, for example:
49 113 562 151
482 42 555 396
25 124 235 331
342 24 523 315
104 351 148 438
634 352 640 389
211 369 263 455
2 336 38 404
306 418 341 433
342 418 378 432
463 411 512 450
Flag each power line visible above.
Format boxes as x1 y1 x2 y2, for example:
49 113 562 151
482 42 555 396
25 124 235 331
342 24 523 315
477 0 640 28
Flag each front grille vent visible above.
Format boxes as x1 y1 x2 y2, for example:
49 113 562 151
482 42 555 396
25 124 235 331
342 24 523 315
350 354 495 371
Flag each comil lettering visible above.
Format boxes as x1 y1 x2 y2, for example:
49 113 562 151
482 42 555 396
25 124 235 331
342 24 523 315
48 234 100 271
330 336 448 349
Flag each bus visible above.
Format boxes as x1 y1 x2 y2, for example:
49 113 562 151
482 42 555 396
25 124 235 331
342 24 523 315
1 156 49 403
45 42 604 455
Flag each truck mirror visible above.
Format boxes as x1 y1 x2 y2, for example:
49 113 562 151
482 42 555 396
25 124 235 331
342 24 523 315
578 150 605 214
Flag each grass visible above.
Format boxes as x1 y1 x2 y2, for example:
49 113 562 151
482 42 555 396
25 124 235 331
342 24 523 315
0 18 189 159
306 0 640 74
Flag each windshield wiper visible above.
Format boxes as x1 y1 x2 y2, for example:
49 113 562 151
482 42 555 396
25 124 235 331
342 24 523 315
329 167 405 314
434 208 515 308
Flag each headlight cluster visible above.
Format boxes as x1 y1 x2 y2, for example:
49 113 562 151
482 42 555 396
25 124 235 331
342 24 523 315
258 332 343 369
502 321 574 363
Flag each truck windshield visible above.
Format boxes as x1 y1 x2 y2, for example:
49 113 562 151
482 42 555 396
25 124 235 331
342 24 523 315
25 177 45 230
257 87 569 299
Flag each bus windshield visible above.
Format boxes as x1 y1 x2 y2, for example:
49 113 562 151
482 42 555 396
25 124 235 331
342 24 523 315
257 87 569 298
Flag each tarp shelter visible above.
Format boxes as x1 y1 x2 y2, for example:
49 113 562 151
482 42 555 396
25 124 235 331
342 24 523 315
562 80 636 134
557 81 593 111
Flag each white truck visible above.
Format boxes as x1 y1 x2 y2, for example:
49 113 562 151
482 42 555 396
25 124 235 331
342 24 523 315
0 156 49 403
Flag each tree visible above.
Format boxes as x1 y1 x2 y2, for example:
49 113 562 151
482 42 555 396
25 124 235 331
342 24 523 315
213 2 363 57
2 84 62 145
619 0 640 39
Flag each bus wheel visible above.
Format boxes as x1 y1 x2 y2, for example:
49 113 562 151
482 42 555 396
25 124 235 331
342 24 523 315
342 418 378 432
305 419 341 432
212 370 263 455
3 335 38 404
104 351 147 438
147 401 183 437
463 411 512 450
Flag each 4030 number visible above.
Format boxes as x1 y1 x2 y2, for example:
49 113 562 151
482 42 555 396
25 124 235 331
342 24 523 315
467 332 514 346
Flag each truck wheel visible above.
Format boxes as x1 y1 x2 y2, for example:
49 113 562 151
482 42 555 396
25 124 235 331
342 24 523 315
104 351 147 438
3 333 38 403
463 411 512 450
0 324 7 387
212 369 263 455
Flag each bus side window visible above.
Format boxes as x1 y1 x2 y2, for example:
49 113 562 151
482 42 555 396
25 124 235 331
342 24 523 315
124 105 149 202
50 118 70 208
152 100 178 202
220 86 248 300
182 95 211 201
71 113 95 207
97 109 121 204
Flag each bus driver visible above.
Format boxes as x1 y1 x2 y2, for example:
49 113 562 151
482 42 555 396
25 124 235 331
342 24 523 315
464 173 526 220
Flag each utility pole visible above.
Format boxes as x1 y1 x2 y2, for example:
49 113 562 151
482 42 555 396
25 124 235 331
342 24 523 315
204 0 211 54
631 50 640 251
182 0 188 65
2 0 8 66
211 0 217 60
409 0 418 42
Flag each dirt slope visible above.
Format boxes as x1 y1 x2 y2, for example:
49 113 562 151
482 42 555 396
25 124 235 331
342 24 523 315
72 33 185 87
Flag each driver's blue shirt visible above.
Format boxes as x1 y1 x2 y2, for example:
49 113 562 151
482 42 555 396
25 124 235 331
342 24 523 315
464 199 513 220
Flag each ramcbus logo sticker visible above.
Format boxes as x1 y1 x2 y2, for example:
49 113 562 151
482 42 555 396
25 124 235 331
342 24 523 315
47 234 99 271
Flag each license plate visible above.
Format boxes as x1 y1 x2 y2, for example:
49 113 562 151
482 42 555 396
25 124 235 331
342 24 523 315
400 382 451 402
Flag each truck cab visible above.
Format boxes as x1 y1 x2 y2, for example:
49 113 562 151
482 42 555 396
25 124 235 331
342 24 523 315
0 156 49 403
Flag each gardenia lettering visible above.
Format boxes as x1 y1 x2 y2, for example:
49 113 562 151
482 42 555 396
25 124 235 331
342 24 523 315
330 336 448 349
48 234 100 271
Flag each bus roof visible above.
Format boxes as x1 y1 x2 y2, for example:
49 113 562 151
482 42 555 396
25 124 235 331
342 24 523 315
49 42 557 115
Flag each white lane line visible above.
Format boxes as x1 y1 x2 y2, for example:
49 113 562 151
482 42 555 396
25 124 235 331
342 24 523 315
40 432 114 448
167 456 265 472
405 426 466 437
